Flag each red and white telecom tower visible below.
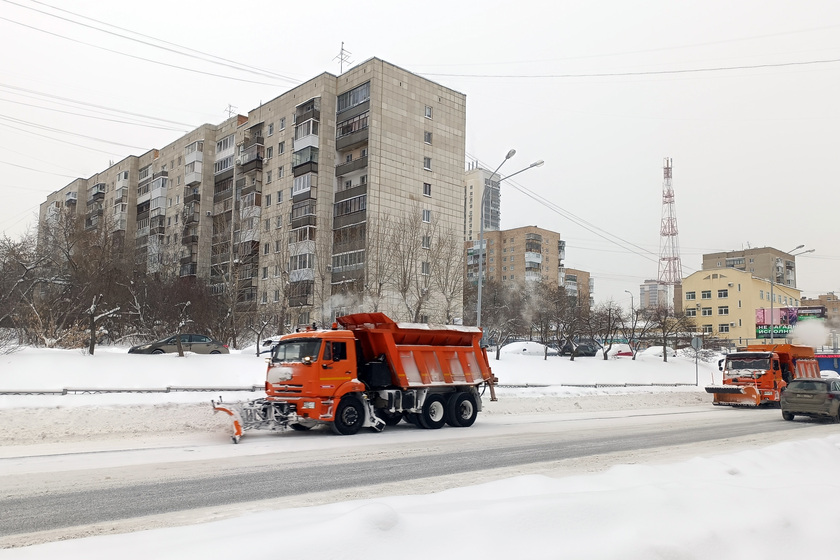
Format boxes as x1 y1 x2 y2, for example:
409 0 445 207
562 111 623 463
657 157 683 312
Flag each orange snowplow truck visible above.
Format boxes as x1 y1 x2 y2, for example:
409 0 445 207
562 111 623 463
213 313 497 442
705 344 819 407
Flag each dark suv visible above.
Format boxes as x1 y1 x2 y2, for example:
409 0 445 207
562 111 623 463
780 378 840 422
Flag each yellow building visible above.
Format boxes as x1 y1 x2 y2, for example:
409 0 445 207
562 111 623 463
682 268 802 344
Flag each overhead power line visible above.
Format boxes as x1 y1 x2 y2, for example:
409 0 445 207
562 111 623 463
0 82 196 128
427 57 840 80
8 0 299 84
0 14 289 87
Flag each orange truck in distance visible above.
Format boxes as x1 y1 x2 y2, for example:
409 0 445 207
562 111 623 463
213 313 497 442
705 344 819 406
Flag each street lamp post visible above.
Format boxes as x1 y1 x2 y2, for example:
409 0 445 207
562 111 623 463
475 152 544 331
624 289 634 311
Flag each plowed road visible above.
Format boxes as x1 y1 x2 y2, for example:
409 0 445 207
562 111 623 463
0 403 833 545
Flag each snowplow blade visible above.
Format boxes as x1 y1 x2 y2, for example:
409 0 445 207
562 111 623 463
706 385 760 407
212 399 245 443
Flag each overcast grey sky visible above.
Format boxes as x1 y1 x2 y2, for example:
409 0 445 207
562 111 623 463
1 0 838 305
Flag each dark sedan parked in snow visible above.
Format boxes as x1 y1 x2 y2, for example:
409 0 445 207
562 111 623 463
128 334 229 355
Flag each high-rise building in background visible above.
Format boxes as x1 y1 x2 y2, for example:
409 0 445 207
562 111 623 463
39 58 467 326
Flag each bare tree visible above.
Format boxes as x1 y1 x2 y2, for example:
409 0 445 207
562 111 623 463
589 300 624 360
362 215 395 313
620 303 657 360
430 224 465 323
0 230 48 353
391 205 431 322
646 305 695 362
479 279 526 360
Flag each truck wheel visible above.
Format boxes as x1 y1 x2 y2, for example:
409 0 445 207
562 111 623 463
419 394 446 429
782 411 795 421
445 392 478 427
331 396 364 435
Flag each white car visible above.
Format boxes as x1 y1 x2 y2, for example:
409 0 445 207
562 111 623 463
819 370 840 379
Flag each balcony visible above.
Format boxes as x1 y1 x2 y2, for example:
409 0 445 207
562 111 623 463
186 169 202 187
336 127 368 151
182 234 199 245
180 254 197 265
88 183 106 204
180 263 197 277
65 191 78 205
183 211 199 225
335 156 368 177
184 189 201 204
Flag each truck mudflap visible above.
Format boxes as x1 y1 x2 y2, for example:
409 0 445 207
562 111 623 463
705 385 761 407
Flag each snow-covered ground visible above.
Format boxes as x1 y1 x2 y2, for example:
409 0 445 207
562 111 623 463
2 343 839 558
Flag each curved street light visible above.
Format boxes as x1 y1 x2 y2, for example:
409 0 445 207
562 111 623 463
476 153 544 331
769 245 814 342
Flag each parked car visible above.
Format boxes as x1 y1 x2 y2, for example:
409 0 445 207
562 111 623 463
128 334 229 355
558 341 598 357
780 378 840 422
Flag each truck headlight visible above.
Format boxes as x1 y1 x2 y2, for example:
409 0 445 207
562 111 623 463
302 402 315 409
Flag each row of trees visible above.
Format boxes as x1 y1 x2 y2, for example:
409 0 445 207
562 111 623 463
466 279 696 362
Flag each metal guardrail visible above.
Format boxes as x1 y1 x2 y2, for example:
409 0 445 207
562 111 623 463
0 386 264 396
498 383 697 389
0 383 696 396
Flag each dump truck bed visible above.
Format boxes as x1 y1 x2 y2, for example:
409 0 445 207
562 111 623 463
337 312 493 390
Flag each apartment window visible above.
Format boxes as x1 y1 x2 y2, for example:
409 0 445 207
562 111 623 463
277 190 283 203
702 307 713 316
266 146 273 159
424 105 433 119
263 243 270 255
273 290 280 302
268 123 274 136
423 157 431 170
686 308 697 317
702 325 713 335
275 216 282 229
719 324 730 333
760 290 764 299
423 182 431 197
279 117 285 130
344 180 352 190
701 290 712 299
361 148 367 157
262 266 268 279
216 135 235 153
422 235 431 249
275 239 282 252
685 291 696 300
424 131 432 144
422 209 431 223
346 154 353 163
718 306 729 315
265 193 272 206
360 175 367 185
261 291 267 304
718 289 728 298
279 141 285 154
337 82 371 113
421 261 431 275
278 166 284 178
266 171 273 184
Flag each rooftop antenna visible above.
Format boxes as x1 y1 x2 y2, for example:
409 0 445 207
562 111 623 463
224 104 237 118
334 42 353 74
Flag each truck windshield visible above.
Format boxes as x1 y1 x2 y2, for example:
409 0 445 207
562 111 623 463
726 358 770 372
272 338 322 363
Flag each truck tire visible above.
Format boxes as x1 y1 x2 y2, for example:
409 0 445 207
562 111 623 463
331 395 365 435
445 392 478 427
419 394 446 429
